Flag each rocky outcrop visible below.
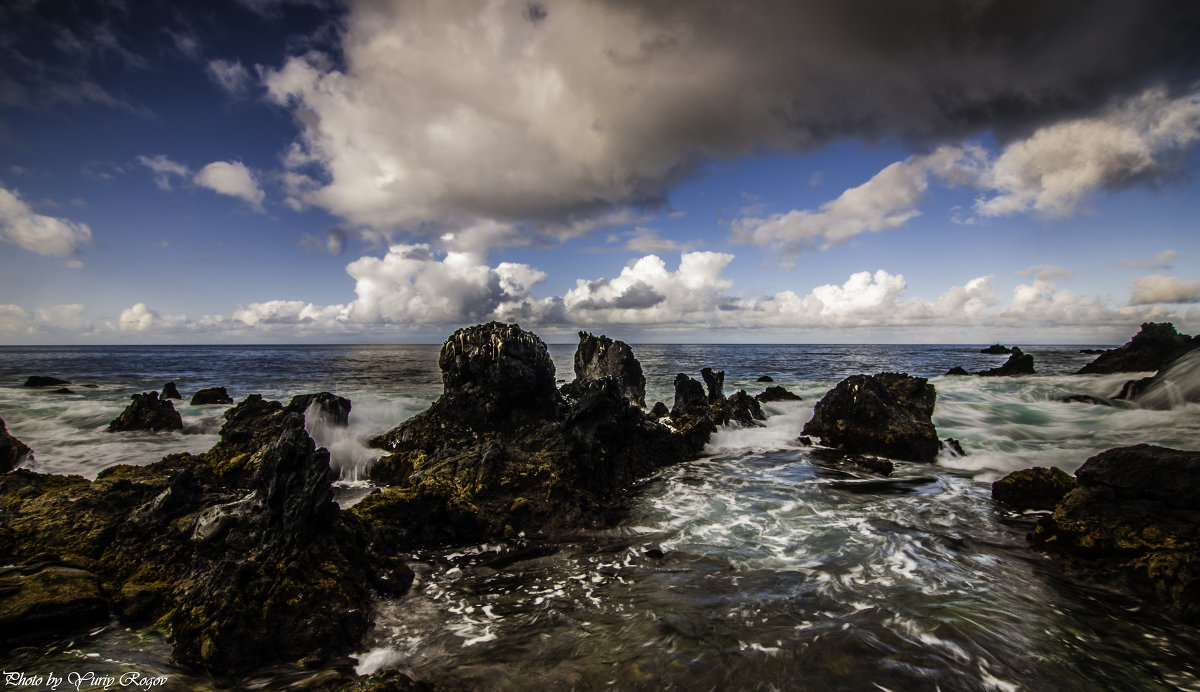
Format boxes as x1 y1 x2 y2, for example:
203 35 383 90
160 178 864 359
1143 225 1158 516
191 386 234 405
22 376 70 388
1 418 32 473
161 382 182 400
364 323 695 548
756 386 802 403
991 466 1077 510
565 331 646 407
0 558 108 647
0 394 412 672
945 366 970 376
756 375 774 383
107 392 184 433
979 347 1035 376
801 372 939 462
980 344 1014 354
700 367 724 401
290 392 352 426
1030 444 1200 623
1076 322 1199 375
1112 349 1200 410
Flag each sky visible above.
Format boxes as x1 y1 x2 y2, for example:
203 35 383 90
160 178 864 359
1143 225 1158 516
2 0 1200 345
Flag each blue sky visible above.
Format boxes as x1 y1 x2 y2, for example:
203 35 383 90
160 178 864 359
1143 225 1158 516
2 0 1199 344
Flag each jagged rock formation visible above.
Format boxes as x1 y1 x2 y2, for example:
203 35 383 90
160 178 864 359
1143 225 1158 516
756 385 802 403
191 386 234 405
565 331 646 407
161 382 182 400
991 466 1077 510
981 344 1014 354
1030 444 1200 624
1077 322 1199 375
802 372 939 462
290 392 352 426
107 392 184 433
979 347 1035 376
0 393 410 672
1 418 32 473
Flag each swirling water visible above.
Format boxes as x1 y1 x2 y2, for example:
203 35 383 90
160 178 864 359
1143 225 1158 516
1 343 1199 690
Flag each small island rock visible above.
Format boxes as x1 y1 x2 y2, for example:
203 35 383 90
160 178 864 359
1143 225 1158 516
191 386 234 405
23 376 71 388
107 392 184 433
1076 322 1198 375
161 382 182 400
802 372 939 462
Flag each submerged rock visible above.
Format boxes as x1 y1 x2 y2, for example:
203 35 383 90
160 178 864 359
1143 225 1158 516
756 385 802 403
0 394 412 673
980 344 1014 354
22 376 71 388
1076 322 1199 375
107 392 184 433
161 382 182 400
979 347 1035 376
1 417 32 472
566 331 646 407
191 386 234 405
1031 444 1200 623
992 466 1077 510
365 323 695 547
802 372 939 462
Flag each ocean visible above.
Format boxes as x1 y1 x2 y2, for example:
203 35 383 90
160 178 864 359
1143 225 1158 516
2 342 1199 690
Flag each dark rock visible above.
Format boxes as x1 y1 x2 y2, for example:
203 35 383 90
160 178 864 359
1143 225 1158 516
569 331 646 407
107 392 183 433
191 386 234 405
670 373 709 419
801 372 939 462
1 418 32 472
1080 348 1107 355
940 438 965 457
22 376 70 388
700 367 724 402
979 347 1035 376
649 402 670 418
797 436 813 446
364 323 696 548
945 366 970 376
756 385 802 403
992 466 1077 510
809 447 894 476
756 375 774 383
1060 394 1122 407
161 382 182 400
981 344 1014 354
0 558 108 646
290 392 352 426
846 454 895 476
1076 322 1199 374
725 390 766 427
51 388 73 394
1112 349 1200 410
1030 444 1200 623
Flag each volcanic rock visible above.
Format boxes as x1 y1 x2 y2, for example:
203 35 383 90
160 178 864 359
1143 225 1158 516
22 376 71 388
756 385 802 403
0 558 108 647
992 466 1077 510
161 382 182 400
802 372 939 462
290 392 352 426
1 418 32 473
567 331 646 407
107 392 184 433
191 386 234 405
945 366 970 376
700 367 724 401
1031 444 1200 623
1076 322 1199 375
756 375 774 383
979 347 1035 376
981 344 1014 354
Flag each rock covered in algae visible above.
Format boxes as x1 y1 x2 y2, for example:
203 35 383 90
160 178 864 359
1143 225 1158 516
1 417 32 472
992 466 1077 510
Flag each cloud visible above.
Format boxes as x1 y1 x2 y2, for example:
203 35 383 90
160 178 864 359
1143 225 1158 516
733 145 987 254
0 303 93 338
1129 275 1200 305
261 0 1200 242
1018 265 1072 282
563 252 736 324
207 59 254 97
0 186 92 256
976 87 1200 217
1118 249 1178 270
193 161 266 210
137 154 191 191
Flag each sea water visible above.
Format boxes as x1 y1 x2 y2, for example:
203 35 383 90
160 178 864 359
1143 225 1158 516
1 343 1198 690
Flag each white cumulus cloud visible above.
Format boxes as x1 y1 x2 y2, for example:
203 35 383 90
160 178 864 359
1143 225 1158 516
193 161 266 210
1129 275 1200 305
0 186 92 256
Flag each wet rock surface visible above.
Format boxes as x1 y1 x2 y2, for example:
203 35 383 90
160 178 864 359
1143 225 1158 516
0 393 412 673
565 331 646 407
1076 322 1199 375
1 417 32 473
992 466 1077 510
802 372 939 462
1030 444 1200 623
190 386 234 405
107 392 184 433
0 558 108 647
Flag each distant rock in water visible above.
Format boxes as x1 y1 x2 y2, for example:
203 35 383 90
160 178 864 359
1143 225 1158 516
161 382 182 400
190 386 234 405
756 385 802 403
980 344 1014 354
566 331 646 407
979 347 1035 376
756 375 774 383
992 466 1077 510
1031 444 1200 624
1076 322 1199 375
23 376 70 388
945 366 970 376
1 417 32 473
1080 348 1107 355
107 392 183 433
802 372 939 462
